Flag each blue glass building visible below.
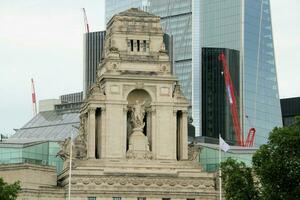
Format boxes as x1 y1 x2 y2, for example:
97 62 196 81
105 0 282 146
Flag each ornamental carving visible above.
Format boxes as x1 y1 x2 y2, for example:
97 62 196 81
188 141 202 162
130 100 146 130
88 83 105 99
73 114 88 159
57 137 72 161
69 176 215 190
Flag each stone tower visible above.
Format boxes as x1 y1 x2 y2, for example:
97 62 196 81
58 8 217 200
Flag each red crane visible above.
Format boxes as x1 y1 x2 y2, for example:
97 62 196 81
31 78 37 116
218 52 256 147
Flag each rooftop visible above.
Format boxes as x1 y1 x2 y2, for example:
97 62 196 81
10 110 79 142
118 8 156 18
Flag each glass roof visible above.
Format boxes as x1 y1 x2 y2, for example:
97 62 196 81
11 111 79 141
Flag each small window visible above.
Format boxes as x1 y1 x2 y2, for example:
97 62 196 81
162 198 170 200
88 197 96 200
143 40 147 52
138 198 146 200
130 40 134 51
113 198 121 200
137 40 140 51
187 199 195 200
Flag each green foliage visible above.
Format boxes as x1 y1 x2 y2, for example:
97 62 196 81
0 177 21 200
252 116 300 200
221 158 259 200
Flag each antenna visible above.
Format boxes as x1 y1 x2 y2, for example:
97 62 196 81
31 78 37 116
82 8 90 33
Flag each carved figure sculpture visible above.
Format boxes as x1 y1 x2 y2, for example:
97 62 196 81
74 115 87 159
131 100 146 130
188 141 201 162
57 137 71 161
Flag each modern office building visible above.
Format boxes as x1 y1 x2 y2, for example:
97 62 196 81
83 31 106 97
281 97 300 126
60 91 83 103
202 48 240 144
0 93 81 174
105 0 282 146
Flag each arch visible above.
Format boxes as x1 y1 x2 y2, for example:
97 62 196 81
127 89 152 106
126 89 152 151
124 87 155 104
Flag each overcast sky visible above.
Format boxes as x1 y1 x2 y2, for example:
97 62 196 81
0 0 299 136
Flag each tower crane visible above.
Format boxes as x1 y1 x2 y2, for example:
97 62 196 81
82 8 90 33
31 78 37 116
218 52 256 147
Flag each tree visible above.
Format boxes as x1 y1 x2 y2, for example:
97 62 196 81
0 177 21 200
252 117 300 200
221 158 259 200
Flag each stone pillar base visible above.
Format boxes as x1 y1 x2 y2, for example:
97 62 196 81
127 130 152 160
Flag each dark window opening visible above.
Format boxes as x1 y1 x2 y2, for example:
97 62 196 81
143 40 147 52
137 40 140 51
143 112 147 136
130 40 134 51
176 111 182 161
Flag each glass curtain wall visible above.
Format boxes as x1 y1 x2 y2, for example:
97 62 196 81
0 141 63 173
105 0 282 145
243 0 282 145
200 0 282 146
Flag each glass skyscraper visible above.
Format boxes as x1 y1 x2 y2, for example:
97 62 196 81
105 0 282 146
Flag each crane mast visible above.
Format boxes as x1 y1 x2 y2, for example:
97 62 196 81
82 8 90 33
218 52 256 147
31 78 37 116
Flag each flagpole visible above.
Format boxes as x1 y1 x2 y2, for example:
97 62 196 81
68 132 73 200
219 134 222 200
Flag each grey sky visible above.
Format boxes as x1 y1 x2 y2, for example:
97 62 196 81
0 0 299 136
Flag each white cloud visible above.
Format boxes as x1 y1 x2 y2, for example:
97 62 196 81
0 0 105 135
271 0 300 98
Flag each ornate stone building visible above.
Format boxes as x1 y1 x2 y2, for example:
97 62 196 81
2 8 217 200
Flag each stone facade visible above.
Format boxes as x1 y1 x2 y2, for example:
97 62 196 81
1 8 217 200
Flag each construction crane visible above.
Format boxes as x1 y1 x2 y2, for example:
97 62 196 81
31 78 37 116
218 52 256 147
82 8 90 33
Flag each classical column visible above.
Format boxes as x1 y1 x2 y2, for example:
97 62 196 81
100 107 106 158
123 106 128 157
87 107 96 159
180 110 188 160
174 110 179 160
151 106 156 158
146 110 151 150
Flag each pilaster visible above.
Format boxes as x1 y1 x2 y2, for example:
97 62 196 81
180 110 188 160
87 107 96 159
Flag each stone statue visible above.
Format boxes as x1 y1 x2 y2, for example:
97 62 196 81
131 100 146 130
57 137 71 161
188 141 201 162
74 115 87 159
88 83 104 98
57 115 88 161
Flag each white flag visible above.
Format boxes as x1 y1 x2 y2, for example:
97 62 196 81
219 136 230 152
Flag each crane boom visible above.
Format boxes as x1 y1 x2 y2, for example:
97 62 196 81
218 53 256 147
31 78 37 116
218 53 243 146
82 8 90 33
